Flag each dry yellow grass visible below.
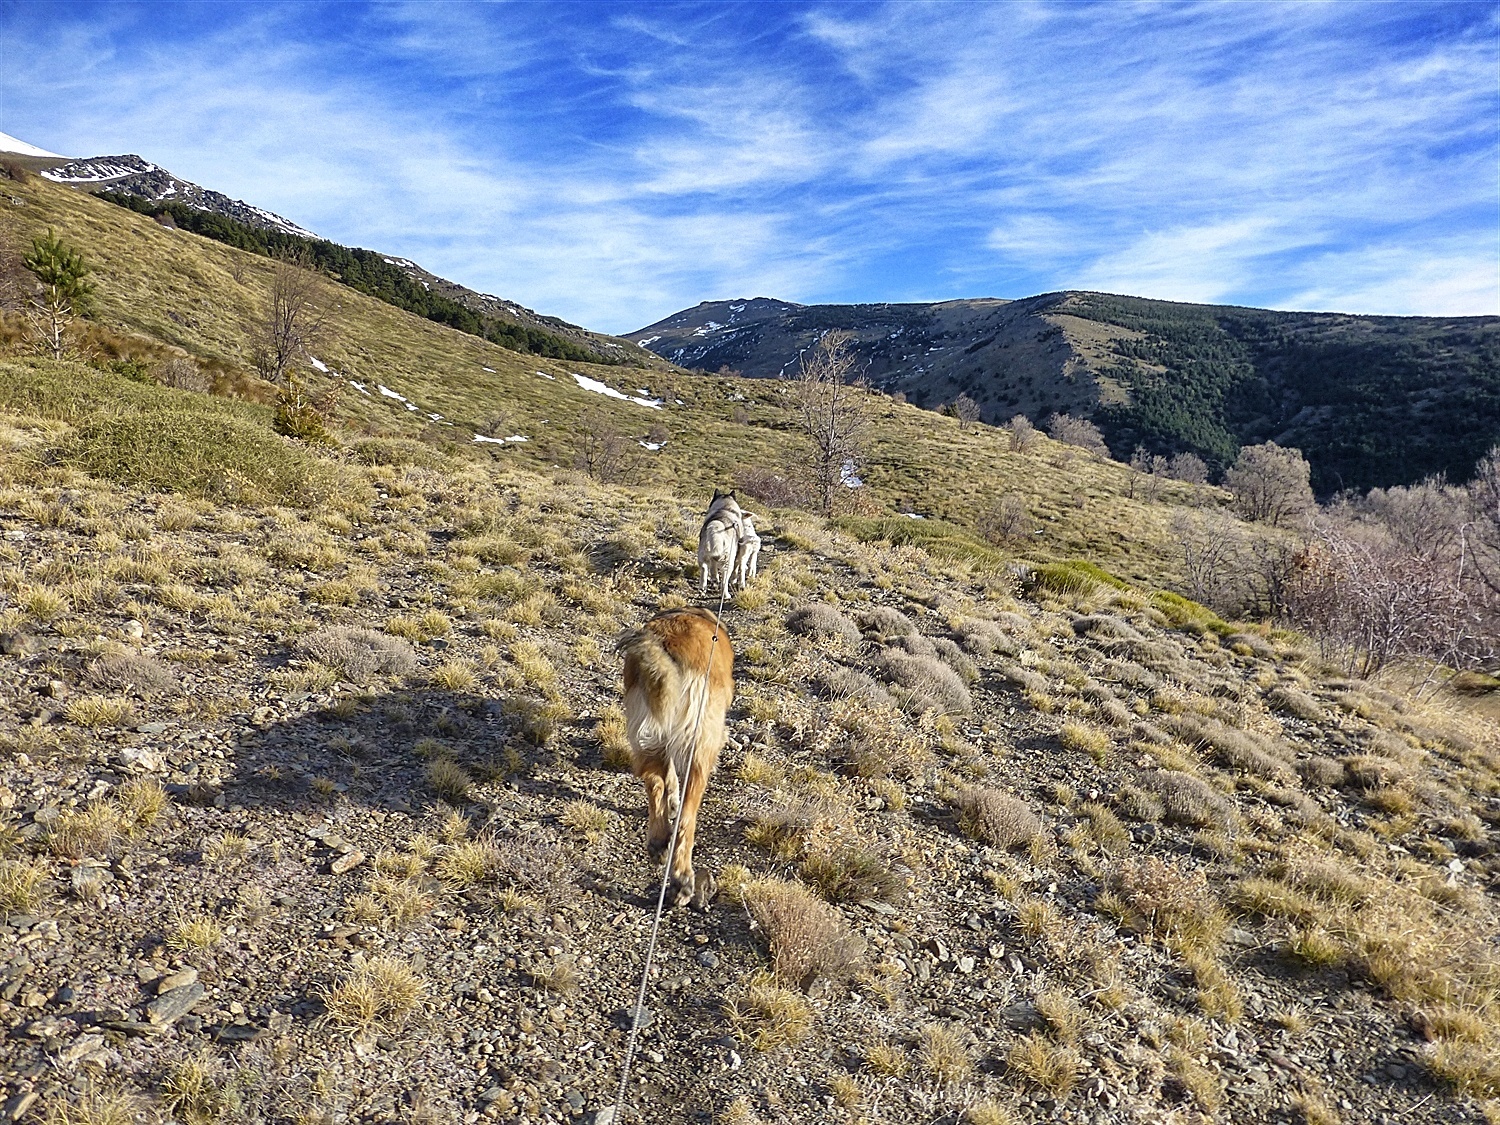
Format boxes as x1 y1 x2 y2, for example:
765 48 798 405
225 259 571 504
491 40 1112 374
322 956 426 1032
724 970 814 1051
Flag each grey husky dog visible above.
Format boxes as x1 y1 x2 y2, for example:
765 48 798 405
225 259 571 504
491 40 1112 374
697 491 744 598
734 513 762 589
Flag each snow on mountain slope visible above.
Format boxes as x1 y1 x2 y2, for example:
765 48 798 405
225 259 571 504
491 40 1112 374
0 131 64 158
41 154 319 238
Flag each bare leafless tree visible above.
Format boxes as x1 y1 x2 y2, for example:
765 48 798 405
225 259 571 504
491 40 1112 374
574 406 636 483
1130 447 1170 501
1047 412 1110 458
1469 445 1500 597
1224 442 1314 527
1167 452 1209 485
1004 414 1038 453
1286 518 1493 677
953 392 981 431
977 493 1033 545
788 331 872 514
252 249 327 383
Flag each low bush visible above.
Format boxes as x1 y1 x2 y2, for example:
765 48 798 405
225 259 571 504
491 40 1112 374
1139 770 1234 828
874 649 972 714
786 603 862 645
949 786 1043 850
741 877 866 987
85 652 178 696
297 627 416 685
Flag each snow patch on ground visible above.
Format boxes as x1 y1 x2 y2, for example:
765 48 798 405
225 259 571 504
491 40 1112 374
841 460 864 489
473 434 529 445
901 512 926 519
482 367 495 373
637 336 661 348
570 372 662 409
536 370 555 381
639 441 664 451
347 381 371 396
308 357 330 373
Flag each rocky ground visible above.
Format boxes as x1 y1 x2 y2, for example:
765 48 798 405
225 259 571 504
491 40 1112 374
1 457 1497 1125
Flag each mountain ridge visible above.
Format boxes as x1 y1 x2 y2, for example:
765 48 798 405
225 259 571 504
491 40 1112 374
628 292 1500 493
33 150 662 369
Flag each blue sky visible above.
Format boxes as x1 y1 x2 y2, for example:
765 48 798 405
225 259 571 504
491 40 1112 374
3 1 1497 333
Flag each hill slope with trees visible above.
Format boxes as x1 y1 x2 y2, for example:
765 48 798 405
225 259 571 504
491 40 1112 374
630 293 1500 494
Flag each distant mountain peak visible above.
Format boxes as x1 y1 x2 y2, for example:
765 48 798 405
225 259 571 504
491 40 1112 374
42 154 319 239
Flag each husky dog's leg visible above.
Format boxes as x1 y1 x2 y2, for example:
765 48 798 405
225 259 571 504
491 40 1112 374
699 552 709 595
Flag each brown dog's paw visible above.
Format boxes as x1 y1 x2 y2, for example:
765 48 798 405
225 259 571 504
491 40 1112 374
667 869 696 909
691 869 718 911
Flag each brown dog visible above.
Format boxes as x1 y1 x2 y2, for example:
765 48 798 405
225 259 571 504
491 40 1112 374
619 608 734 909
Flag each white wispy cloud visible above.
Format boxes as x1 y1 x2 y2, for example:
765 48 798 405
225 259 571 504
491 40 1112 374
1 1 1494 330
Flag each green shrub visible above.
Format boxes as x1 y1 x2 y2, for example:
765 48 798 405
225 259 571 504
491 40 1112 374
67 411 343 506
1030 559 1129 597
1152 590 1233 636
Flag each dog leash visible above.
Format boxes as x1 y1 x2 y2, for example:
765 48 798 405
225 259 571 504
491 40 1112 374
611 586 729 1123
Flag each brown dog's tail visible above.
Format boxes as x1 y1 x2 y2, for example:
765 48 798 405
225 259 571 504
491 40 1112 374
620 609 732 796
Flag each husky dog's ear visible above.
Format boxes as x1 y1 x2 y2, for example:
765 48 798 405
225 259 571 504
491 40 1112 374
712 489 725 501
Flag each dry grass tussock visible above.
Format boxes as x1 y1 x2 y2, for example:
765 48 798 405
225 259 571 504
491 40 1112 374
321 956 427 1032
742 876 866 987
724 969 814 1051
297 626 416 685
948 786 1043 851
1106 856 1226 953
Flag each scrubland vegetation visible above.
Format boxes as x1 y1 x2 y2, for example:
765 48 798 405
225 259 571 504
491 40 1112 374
0 159 1495 1124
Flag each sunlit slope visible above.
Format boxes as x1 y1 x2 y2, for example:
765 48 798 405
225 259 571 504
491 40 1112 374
4 173 1236 588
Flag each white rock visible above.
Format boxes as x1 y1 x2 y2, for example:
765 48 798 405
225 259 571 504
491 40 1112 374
119 746 164 772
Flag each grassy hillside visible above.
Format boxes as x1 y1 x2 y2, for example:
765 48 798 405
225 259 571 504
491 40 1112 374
0 173 1245 591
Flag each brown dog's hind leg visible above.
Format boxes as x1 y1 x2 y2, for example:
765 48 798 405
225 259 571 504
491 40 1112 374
667 755 717 910
634 755 671 861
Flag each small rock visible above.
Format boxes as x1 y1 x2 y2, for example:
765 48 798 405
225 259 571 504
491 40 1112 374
2 1092 39 1121
157 968 198 993
119 746 164 772
60 1033 105 1063
44 680 67 699
592 1109 617 1125
0 632 33 656
134 722 170 736
612 1005 653 1031
146 982 204 1025
124 619 145 640
215 1022 262 1043
695 950 719 969
330 850 367 875
957 956 976 974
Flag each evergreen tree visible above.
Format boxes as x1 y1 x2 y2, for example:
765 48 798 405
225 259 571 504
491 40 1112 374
23 229 94 359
